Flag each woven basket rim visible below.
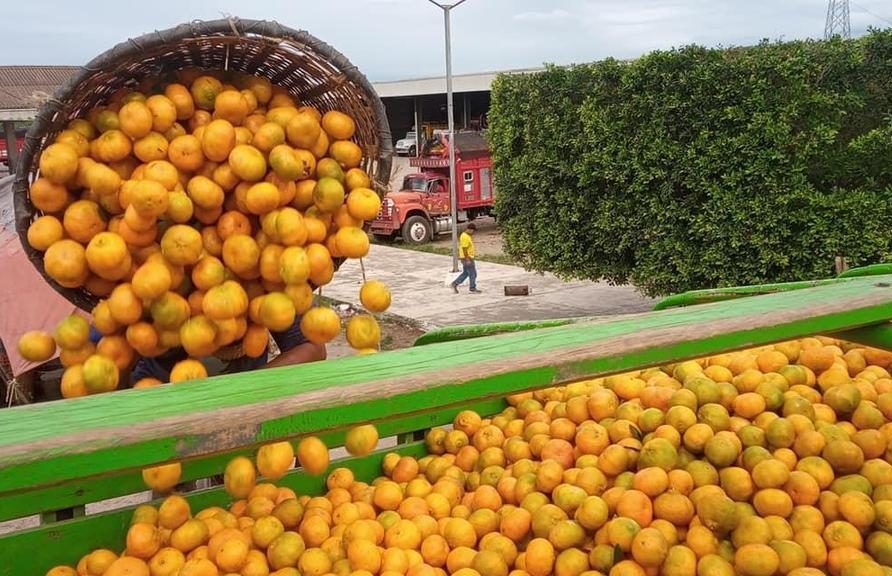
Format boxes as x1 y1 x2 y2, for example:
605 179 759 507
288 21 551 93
13 17 393 312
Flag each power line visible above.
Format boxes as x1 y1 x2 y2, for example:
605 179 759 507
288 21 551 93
850 1 892 26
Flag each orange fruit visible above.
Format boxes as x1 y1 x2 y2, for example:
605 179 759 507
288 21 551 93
346 188 382 221
253 122 286 153
300 307 341 344
142 462 182 492
346 314 381 350
108 283 144 325
39 142 79 184
190 256 225 292
119 101 154 139
257 441 296 481
133 132 169 163
53 314 90 351
329 140 363 170
297 436 330 475
144 94 177 133
169 359 208 383
229 144 267 182
222 234 261 277
60 364 88 398
359 280 390 312
225 456 257 499
217 210 252 239
246 182 281 215
131 260 172 301
103 557 150 576
168 135 205 172
131 180 169 217
285 282 315 314
345 425 380 456
29 177 71 213
259 291 296 331
286 111 322 149
84 231 129 280
190 75 223 110
161 225 203 266
93 129 133 163
59 342 96 368
307 243 335 286
179 315 218 357
82 353 120 394
164 83 195 120
203 281 249 321
335 226 370 259
151 291 191 331
313 177 346 213
201 118 236 162
322 111 356 140
63 199 106 244
186 176 225 210
97 335 135 371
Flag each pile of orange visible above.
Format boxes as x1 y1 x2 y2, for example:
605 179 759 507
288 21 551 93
46 336 892 576
17 69 394 395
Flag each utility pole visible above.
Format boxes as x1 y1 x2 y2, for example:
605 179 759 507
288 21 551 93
825 0 851 39
426 0 468 273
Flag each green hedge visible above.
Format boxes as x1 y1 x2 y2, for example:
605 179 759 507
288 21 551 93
489 30 892 297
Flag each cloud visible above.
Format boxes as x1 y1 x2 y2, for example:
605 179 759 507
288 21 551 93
513 9 572 22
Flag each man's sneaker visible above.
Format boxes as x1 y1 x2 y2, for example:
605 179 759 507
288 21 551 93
451 284 459 294
470 288 482 294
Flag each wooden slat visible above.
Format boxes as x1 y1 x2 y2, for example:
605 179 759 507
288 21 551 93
2 275 892 497
0 398 505 523
0 442 428 576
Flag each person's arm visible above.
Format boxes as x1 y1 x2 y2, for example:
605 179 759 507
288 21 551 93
265 341 327 368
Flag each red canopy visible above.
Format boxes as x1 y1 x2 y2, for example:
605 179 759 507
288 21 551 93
0 175 85 376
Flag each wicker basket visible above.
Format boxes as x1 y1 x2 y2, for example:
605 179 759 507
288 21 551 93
13 17 393 311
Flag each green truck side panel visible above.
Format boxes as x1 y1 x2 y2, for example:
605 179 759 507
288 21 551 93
1 276 892 498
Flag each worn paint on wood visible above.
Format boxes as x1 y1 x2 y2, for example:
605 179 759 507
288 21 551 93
2 276 892 497
0 443 428 576
0 398 504 522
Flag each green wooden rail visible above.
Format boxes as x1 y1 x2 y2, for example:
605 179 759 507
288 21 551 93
652 262 892 311
6 275 892 572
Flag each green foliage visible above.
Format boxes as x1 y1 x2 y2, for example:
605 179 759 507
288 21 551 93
489 30 892 296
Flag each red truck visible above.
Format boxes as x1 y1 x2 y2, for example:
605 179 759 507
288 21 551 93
0 130 25 170
371 131 494 244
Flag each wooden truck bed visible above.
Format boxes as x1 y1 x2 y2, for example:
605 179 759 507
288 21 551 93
3 275 892 573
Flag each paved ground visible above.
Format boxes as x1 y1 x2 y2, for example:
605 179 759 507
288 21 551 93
326 244 654 327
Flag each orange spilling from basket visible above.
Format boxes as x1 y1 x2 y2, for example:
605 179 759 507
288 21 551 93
17 70 392 394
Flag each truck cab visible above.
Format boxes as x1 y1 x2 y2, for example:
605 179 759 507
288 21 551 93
371 132 494 244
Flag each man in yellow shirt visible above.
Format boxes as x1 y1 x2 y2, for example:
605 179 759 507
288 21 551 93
451 223 481 294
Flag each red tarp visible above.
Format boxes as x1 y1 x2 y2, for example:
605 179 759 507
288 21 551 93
0 175 85 376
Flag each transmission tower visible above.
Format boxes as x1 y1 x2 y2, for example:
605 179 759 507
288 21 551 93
825 0 851 39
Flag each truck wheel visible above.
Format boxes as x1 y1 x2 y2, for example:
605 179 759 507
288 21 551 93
408 145 416 156
402 216 432 244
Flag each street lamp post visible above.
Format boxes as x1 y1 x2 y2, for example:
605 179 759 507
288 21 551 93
426 0 467 273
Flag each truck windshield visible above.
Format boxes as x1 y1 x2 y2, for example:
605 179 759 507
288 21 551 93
403 177 428 192
405 132 415 140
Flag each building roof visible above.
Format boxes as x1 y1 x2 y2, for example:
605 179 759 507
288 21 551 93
0 66 78 121
372 67 544 98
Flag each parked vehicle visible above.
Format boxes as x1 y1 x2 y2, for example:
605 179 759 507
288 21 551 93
372 131 494 244
0 129 26 169
395 131 419 156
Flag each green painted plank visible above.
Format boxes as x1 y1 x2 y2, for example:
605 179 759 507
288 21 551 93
0 442 428 576
651 278 852 310
2 275 892 496
413 318 599 346
835 323 892 352
0 398 505 523
838 263 892 279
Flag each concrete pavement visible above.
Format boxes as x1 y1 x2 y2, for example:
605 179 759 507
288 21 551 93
325 244 654 327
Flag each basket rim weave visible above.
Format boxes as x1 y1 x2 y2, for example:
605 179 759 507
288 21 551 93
13 17 393 312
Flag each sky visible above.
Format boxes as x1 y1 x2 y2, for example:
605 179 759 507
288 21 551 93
1 0 891 81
